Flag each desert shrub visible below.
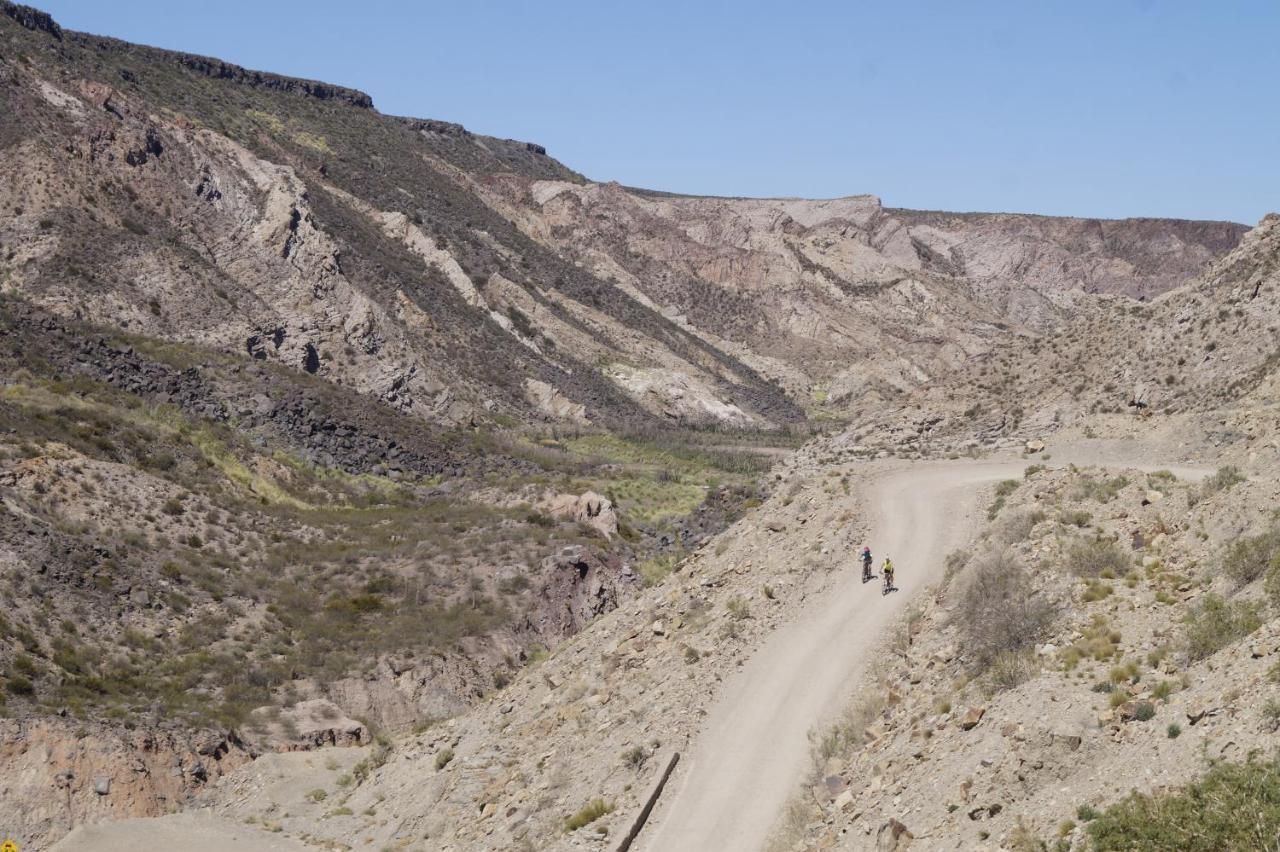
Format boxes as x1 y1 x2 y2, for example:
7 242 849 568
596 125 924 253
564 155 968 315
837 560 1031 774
1203 465 1246 494
1065 536 1129 577
953 550 1055 669
987 479 1020 519
565 798 613 832
622 745 647 769
727 596 750 620
812 689 887 764
1263 699 1280 733
1166 722 1181 739
986 649 1039 692
995 509 1046 545
1071 475 1128 503
1082 579 1114 602
1086 755 1280 850
1133 701 1156 722
1060 508 1092 529
434 748 454 770
1183 593 1263 661
1222 526 1280 586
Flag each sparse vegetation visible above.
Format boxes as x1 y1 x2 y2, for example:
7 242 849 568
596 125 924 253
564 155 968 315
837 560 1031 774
1183 593 1263 661
1222 524 1280 586
564 798 613 832
1086 756 1280 850
1065 536 1129 577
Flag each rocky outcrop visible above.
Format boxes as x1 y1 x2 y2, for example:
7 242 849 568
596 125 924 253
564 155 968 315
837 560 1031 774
0 719 249 849
524 379 589 424
533 545 640 639
543 490 619 539
0 1 61 39
246 699 369 752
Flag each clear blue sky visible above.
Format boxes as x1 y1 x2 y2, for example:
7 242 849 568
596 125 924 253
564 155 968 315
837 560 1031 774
35 1 1279 223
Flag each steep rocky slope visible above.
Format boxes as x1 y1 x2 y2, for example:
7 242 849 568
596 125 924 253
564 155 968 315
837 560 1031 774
0 1 1245 431
778 455 1280 851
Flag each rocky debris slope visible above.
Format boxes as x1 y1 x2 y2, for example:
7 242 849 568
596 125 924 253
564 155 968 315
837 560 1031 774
476 177 1243 410
819 211 1280 460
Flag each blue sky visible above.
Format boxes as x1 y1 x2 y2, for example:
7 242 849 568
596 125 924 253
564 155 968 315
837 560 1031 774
35 1 1279 223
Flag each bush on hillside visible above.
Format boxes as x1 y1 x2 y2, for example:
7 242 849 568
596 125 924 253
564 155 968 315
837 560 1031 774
1204 465 1247 494
1064 536 1130 577
953 550 1055 670
1087 755 1280 851
1183 593 1263 661
1222 525 1280 587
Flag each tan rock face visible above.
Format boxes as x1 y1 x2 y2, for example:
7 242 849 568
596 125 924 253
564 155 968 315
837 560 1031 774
0 719 249 849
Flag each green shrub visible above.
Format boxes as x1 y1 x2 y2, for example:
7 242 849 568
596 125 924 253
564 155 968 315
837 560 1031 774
1184 593 1263 661
1133 701 1156 722
1223 526 1280 586
1263 699 1280 732
1060 508 1093 529
1203 465 1246 494
1065 537 1129 577
1087 755 1280 850
435 748 454 770
1071 475 1129 503
1166 723 1181 739
565 798 613 832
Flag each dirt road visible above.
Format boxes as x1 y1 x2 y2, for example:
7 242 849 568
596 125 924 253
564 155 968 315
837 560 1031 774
640 460 1021 852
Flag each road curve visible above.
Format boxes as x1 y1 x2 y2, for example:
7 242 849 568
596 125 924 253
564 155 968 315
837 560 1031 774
641 458 1209 852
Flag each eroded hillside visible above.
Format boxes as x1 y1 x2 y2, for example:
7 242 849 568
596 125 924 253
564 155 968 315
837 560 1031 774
0 1 1276 850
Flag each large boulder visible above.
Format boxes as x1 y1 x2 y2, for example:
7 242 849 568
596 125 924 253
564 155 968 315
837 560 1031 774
544 490 619 539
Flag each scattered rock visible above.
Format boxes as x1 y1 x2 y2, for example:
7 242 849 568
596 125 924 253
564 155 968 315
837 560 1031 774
875 818 914 850
1025 439 1045 454
959 706 985 731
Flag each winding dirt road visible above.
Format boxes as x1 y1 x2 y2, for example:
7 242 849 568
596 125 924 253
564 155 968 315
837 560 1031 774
640 458 1208 852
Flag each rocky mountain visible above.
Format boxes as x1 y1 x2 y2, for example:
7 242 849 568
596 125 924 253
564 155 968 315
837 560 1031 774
0 2 1276 850
0 1 1246 430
